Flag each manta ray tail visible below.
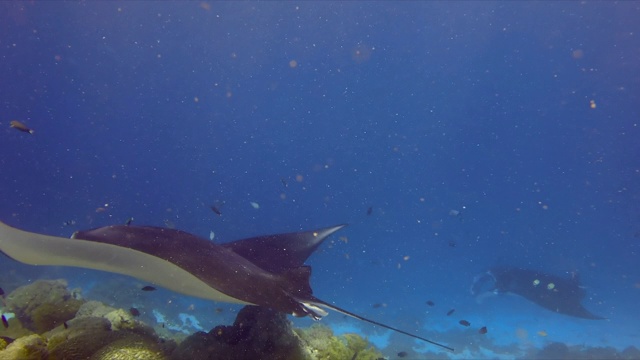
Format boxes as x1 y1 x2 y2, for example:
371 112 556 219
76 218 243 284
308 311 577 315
303 298 454 352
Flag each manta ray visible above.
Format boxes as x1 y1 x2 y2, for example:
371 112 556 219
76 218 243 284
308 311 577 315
0 221 452 351
471 266 604 320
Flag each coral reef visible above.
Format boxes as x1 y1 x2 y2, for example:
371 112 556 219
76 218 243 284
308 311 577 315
0 282 176 360
4 279 84 334
45 317 173 360
295 324 384 360
1 278 640 360
172 305 306 360
0 334 48 360
1 281 384 360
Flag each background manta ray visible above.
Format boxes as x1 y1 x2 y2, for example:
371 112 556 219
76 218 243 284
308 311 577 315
471 266 604 320
0 221 453 351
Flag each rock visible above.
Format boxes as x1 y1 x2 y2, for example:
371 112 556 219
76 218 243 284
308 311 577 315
0 334 48 360
74 301 116 319
171 305 306 360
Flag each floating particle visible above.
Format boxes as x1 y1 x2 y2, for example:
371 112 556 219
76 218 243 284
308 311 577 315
250 201 260 209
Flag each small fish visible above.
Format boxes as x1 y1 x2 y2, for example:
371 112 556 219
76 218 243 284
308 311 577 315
129 307 141 317
10 120 34 134
280 178 288 188
366 206 373 215
63 220 76 226
1 315 8 328
448 240 457 248
125 217 134 226
0 336 14 344
162 323 165 328
141 286 156 291
459 320 471 327
446 309 455 316
426 300 435 307
63 321 68 329
250 201 260 209
537 330 548 337
210 205 222 216
350 350 359 360
372 303 383 309
215 307 224 314
397 351 408 358
0 287 4 297
478 326 487 334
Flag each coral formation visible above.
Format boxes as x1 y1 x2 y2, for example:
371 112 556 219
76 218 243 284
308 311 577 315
0 281 388 360
0 334 48 359
1 278 639 360
5 279 84 334
74 300 116 319
295 324 384 360
172 305 306 360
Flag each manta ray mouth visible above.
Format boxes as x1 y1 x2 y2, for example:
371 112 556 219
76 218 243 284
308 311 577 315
295 300 329 320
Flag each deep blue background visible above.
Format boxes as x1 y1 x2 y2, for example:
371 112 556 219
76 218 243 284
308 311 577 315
1 1 638 357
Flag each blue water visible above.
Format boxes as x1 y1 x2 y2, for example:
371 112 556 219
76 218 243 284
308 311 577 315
1 1 639 358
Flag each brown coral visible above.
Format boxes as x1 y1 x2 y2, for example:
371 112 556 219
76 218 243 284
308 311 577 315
5 279 84 334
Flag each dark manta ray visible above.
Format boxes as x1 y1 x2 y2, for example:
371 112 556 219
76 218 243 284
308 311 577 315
471 266 604 320
0 221 453 351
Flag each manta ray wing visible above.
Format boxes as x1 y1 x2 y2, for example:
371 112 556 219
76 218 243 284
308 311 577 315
221 224 346 273
489 267 605 320
0 221 246 304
